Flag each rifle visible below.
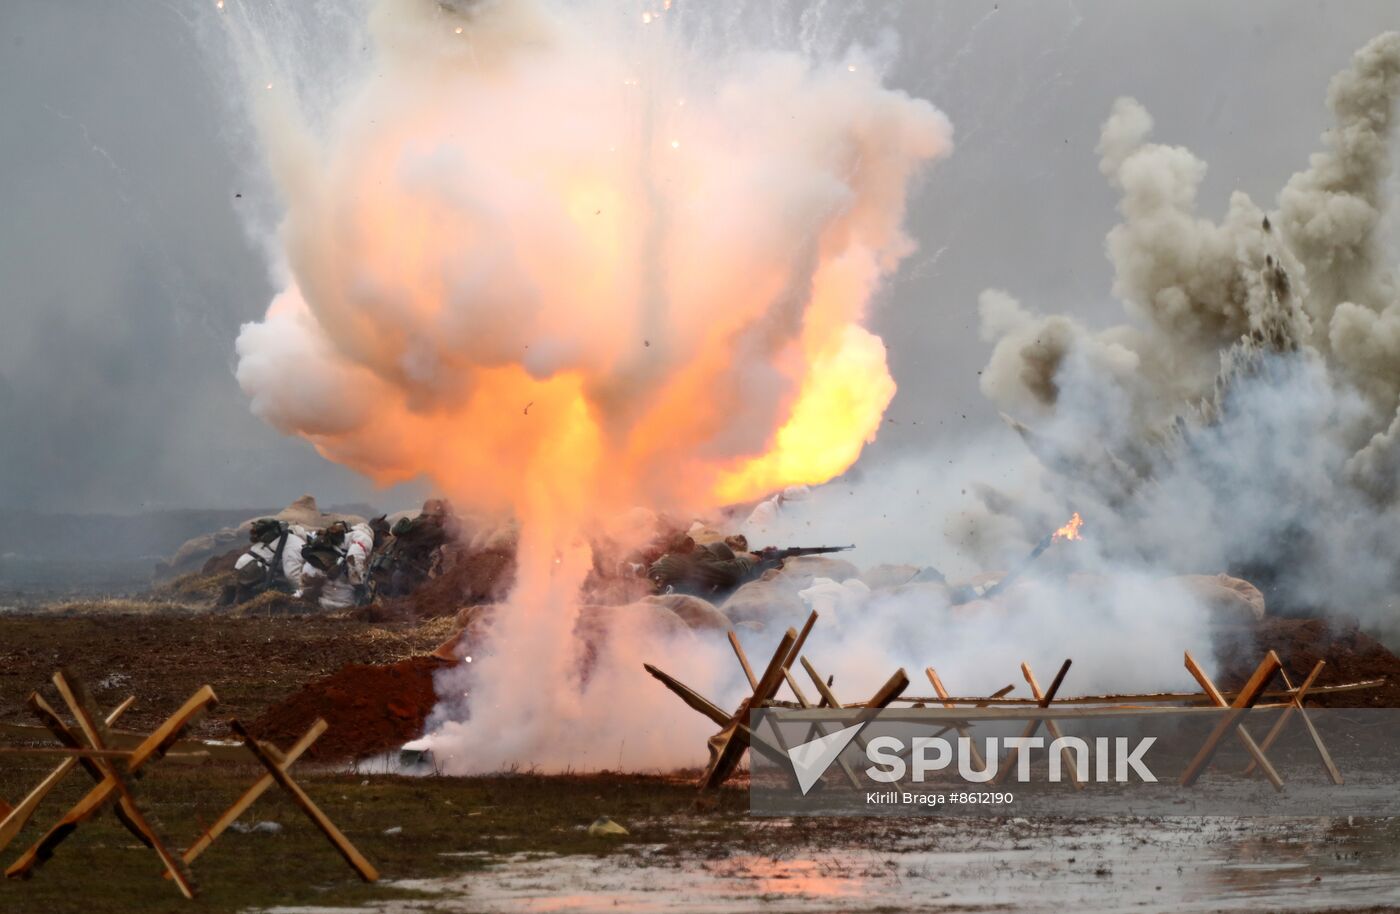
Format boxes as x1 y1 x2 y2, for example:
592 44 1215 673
751 544 853 569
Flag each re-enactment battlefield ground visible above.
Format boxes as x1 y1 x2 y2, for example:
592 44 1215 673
3 604 1400 914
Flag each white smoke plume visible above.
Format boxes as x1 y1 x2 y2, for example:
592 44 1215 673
221 0 951 772
977 32 1400 631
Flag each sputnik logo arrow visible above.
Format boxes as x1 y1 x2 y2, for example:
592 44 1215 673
786 723 865 795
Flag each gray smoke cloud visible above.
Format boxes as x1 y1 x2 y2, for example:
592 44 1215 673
977 32 1400 631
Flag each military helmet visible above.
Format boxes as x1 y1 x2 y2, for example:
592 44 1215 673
321 521 348 545
301 541 344 575
249 518 283 544
422 498 449 517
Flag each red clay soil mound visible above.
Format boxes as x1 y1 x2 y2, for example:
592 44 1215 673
371 547 516 621
247 655 452 761
1215 616 1400 707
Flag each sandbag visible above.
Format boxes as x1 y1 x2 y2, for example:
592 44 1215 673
1172 574 1266 622
722 572 806 626
798 577 872 622
778 555 861 587
642 593 730 631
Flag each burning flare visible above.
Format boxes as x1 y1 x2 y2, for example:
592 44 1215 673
1052 512 1084 543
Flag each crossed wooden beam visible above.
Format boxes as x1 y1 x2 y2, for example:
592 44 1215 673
645 611 913 791
1180 651 1342 788
5 671 215 896
990 659 1083 788
1 670 376 898
645 610 1352 794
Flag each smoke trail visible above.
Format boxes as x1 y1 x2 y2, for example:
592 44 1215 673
222 0 951 771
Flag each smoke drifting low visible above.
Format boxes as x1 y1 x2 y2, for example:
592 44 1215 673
977 32 1400 625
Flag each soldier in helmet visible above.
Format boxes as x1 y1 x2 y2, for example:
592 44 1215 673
647 537 760 598
301 518 379 609
373 498 461 597
225 518 312 605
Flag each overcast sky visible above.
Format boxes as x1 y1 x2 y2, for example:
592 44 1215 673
1 0 1395 513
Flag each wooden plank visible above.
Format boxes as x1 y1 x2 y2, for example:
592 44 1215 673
174 720 327 872
994 659 1071 786
784 613 818 673
1180 651 1281 788
641 664 788 769
782 670 811 709
921 677 1013 752
753 628 800 704
228 720 379 882
887 678 1385 706
799 658 906 760
1296 700 1345 786
1244 663 1321 775
6 686 216 880
0 697 133 854
52 671 198 898
700 629 798 790
802 656 845 709
780 671 861 789
1022 663 1084 789
865 669 911 710
643 664 730 729
0 720 248 762
1244 664 1342 785
727 632 759 690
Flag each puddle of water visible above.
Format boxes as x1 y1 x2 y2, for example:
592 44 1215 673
262 817 1400 914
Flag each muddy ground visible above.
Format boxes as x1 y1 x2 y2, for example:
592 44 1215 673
2 609 1400 913
0 611 451 740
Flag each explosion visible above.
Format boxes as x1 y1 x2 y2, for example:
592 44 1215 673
228 0 950 770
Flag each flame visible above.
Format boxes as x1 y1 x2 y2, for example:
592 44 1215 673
1052 512 1084 542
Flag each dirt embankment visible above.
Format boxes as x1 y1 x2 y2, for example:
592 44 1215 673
0 612 449 739
246 655 451 762
1216 616 1400 707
